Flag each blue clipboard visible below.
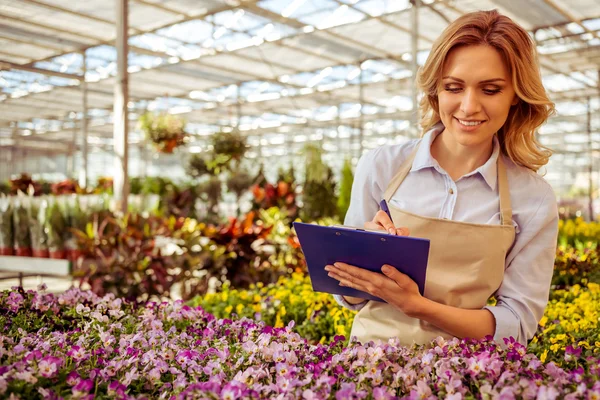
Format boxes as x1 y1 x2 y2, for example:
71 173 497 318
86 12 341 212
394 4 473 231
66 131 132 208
293 222 430 302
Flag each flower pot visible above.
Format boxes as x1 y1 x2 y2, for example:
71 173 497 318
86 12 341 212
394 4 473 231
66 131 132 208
0 247 13 256
32 249 49 258
15 247 32 257
49 250 67 260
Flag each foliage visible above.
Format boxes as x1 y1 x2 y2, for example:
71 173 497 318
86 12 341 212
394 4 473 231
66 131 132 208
528 283 600 367
257 207 306 273
558 217 600 247
51 179 81 196
200 211 274 290
186 153 212 179
44 201 66 257
301 144 338 221
29 200 48 257
0 199 13 254
12 199 31 255
252 181 298 220
337 158 354 221
2 287 600 399
9 174 41 196
72 213 187 302
553 243 600 288
211 130 248 164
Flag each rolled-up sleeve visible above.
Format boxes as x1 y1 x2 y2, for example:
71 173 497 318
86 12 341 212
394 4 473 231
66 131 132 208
333 294 367 311
483 186 559 345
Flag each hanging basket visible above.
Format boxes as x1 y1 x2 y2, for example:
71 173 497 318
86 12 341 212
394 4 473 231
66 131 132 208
139 112 189 154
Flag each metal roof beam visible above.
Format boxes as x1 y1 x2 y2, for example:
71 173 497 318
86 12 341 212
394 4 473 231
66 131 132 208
0 60 83 80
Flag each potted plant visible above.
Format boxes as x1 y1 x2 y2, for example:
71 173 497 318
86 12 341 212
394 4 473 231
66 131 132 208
30 199 49 258
45 200 66 259
10 174 41 196
0 198 13 255
337 159 354 221
139 112 189 153
300 144 338 222
12 198 31 257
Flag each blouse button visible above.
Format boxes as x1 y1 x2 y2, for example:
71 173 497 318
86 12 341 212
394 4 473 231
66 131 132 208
449 188 454 194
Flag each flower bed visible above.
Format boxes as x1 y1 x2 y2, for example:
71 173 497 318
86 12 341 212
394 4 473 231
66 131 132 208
193 273 600 367
2 286 600 399
192 272 355 344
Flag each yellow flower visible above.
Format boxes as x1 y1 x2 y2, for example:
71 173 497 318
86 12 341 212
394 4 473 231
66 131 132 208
236 304 244 314
539 316 548 327
540 349 548 363
550 344 560 353
224 305 233 314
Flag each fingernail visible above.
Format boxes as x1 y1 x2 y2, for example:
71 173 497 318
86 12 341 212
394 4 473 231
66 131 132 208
328 272 333 277
334 262 340 268
382 265 391 273
325 266 331 272
339 282 345 287
388 228 395 234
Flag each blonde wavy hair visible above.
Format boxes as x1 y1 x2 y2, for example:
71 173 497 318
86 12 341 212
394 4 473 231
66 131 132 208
417 9 555 172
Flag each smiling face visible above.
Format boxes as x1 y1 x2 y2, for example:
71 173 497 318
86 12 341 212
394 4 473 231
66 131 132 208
437 44 518 150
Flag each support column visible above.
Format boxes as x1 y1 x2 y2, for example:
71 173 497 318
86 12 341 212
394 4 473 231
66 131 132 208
411 0 420 136
588 97 594 220
79 51 89 189
113 0 129 213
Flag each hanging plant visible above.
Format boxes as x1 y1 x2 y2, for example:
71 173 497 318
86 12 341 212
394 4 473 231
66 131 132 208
139 112 189 154
211 130 248 166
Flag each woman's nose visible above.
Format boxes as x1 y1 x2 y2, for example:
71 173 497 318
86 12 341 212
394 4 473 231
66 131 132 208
460 89 482 115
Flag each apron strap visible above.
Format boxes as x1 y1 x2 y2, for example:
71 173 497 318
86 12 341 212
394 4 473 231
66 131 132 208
383 139 514 227
496 155 513 226
383 144 420 203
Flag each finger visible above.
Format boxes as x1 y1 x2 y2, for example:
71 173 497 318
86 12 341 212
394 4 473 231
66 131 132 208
381 264 410 287
328 270 370 292
373 210 396 235
364 221 386 231
396 227 410 236
333 262 382 282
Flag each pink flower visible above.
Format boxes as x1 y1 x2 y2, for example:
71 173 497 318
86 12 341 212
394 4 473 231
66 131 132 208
38 357 62 378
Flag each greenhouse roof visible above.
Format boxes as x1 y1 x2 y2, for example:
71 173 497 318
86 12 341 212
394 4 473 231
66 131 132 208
1 0 600 191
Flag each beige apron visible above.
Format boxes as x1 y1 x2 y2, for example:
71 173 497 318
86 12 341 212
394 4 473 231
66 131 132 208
350 142 516 346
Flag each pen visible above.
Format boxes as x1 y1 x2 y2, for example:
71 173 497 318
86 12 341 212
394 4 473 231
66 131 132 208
379 199 394 224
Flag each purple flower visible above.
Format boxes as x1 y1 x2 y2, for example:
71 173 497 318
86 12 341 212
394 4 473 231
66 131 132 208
38 356 62 378
66 371 80 386
564 346 582 362
108 381 126 396
73 379 94 395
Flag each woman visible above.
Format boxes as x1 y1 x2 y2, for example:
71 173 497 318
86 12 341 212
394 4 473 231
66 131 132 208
326 9 558 347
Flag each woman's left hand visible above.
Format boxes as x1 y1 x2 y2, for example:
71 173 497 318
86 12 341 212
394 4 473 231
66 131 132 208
325 262 424 317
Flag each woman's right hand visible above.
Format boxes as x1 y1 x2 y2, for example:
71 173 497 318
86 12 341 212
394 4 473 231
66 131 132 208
341 211 410 305
364 210 410 236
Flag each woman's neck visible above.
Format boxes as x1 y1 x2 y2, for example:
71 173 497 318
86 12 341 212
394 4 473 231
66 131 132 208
430 129 494 182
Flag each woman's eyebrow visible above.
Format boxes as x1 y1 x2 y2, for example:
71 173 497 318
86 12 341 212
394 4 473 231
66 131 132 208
442 76 506 84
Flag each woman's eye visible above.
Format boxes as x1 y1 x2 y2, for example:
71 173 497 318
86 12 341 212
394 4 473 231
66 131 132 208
483 89 501 95
444 87 461 93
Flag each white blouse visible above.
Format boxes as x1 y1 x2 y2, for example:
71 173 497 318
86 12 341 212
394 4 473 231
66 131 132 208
334 124 559 345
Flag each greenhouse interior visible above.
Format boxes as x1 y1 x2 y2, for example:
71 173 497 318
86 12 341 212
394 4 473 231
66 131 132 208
1 0 600 398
